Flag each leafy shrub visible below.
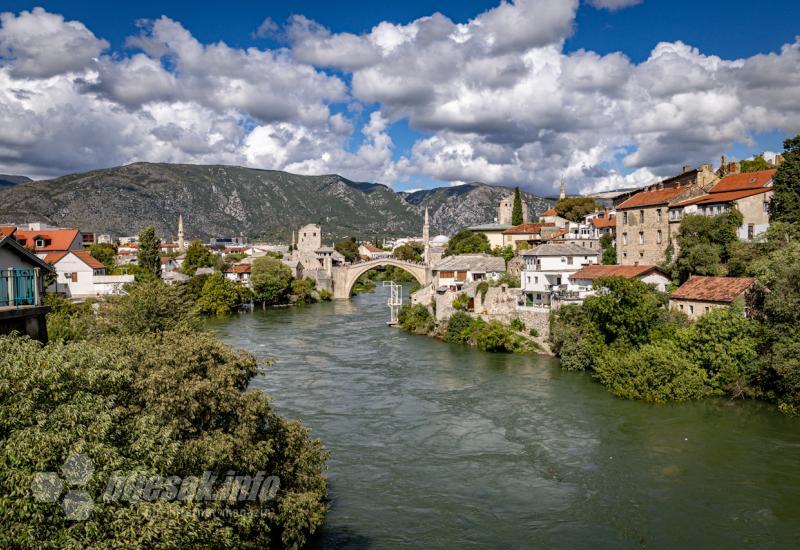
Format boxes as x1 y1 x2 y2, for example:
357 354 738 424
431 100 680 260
594 341 715 403
451 292 471 311
250 257 293 305
528 327 539 337
291 277 318 304
194 273 251 316
398 304 434 334
444 312 474 344
509 318 525 332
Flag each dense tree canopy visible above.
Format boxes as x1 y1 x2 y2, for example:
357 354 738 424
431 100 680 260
444 230 491 256
600 233 616 265
740 154 772 173
136 226 161 278
181 240 213 276
771 134 800 225
334 238 359 263
512 187 524 225
393 242 424 262
554 197 599 223
250 257 293 305
666 209 743 283
89 243 116 271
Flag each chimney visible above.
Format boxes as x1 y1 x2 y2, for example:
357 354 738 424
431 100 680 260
774 154 785 167
682 164 691 174
728 162 740 174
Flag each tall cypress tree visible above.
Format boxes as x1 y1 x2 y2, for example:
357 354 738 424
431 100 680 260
771 135 800 225
137 225 162 278
512 186 524 226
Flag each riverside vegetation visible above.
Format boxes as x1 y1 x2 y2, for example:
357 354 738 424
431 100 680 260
550 135 800 412
1 279 328 548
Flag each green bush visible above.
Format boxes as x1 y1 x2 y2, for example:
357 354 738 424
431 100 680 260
594 341 715 403
291 277 318 304
451 292 471 311
444 312 474 344
194 273 252 316
250 257 293 305
528 327 539 337
509 318 525 332
398 304 434 334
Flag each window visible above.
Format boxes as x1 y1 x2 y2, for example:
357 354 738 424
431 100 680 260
623 212 628 224
622 233 628 245
534 276 539 284
764 201 769 212
657 209 662 222
639 232 644 245
567 256 573 265
35 238 45 247
623 252 628 258
689 305 694 315
71 273 78 282
679 304 684 311
639 210 645 223
657 230 662 244
705 306 710 313
639 252 644 258
748 224 754 241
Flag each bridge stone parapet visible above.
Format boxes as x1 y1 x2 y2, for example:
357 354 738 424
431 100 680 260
332 259 432 299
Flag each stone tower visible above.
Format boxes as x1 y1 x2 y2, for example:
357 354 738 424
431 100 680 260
177 214 185 251
498 194 528 226
297 223 322 252
422 207 430 264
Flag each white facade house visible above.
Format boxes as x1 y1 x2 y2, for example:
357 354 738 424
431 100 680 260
44 250 133 297
521 243 600 306
358 243 391 260
225 263 251 285
567 264 670 303
432 254 506 291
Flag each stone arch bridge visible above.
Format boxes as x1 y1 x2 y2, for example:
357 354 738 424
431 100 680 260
332 258 432 299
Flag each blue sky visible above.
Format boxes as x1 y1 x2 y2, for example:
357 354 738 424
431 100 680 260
0 1 798 193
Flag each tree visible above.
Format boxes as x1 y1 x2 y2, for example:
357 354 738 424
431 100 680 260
771 134 800 225
444 230 491 256
600 233 616 265
583 276 666 347
397 304 434 334
667 209 743 283
291 277 317 304
250 257 293 305
136 226 161 278
512 186 524 225
555 197 599 223
89 243 116 270
182 240 213 276
335 238 359 262
491 245 515 263
103 278 199 335
194 272 251 316
740 154 772 173
393 242 424 262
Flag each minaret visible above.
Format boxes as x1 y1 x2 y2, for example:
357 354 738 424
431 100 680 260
422 207 430 264
559 177 566 201
177 214 185 251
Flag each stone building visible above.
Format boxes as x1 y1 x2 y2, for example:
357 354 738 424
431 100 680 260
616 164 717 265
297 224 322 252
669 276 759 320
498 194 528 226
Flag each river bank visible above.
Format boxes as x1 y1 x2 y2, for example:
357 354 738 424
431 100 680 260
209 287 800 548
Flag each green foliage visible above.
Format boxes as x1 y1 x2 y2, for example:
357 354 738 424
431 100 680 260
549 305 606 371
476 281 490 303
291 277 318 304
494 272 520 288
194 273 251 316
740 154 772 173
444 312 474 344
468 318 535 353
451 292 471 311
444 230 491 257
136 226 161 278
509 318 525 332
594 341 715 403
393 241 424 262
334 238 359 262
103 279 200 335
182 240 212 276
250 257 293 305
491 245 515 263
397 304 434 334
555 197 599 223
771 134 800 225
512 186 524 225
583 277 666 347
600 233 617 265
43 293 96 343
528 327 539 337
0 330 328 548
89 243 116 270
667 209 743 283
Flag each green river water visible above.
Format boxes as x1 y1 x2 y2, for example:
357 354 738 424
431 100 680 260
208 287 800 549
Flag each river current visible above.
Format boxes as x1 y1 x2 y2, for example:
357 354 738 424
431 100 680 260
209 287 800 548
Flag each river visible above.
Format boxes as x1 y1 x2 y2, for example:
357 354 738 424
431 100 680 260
208 287 800 548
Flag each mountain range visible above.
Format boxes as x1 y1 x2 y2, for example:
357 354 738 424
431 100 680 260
0 163 551 241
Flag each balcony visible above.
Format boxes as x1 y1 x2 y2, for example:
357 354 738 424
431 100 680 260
1 268 42 309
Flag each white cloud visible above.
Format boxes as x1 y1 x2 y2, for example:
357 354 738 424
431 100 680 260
0 3 798 196
587 0 642 11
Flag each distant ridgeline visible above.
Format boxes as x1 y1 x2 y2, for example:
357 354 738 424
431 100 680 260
0 163 551 241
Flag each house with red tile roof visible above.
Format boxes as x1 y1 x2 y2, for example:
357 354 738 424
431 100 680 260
501 222 559 249
669 276 759 320
569 264 670 292
15 228 82 255
0 234 54 342
615 164 718 266
45 250 133 297
669 169 776 242
225 263 252 284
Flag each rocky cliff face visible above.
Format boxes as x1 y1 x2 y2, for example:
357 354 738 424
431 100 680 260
0 163 551 241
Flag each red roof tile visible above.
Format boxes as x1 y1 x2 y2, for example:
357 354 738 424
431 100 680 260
44 252 68 265
670 276 756 303
15 229 80 252
0 226 16 238
617 186 691 209
541 208 558 216
502 222 556 235
44 250 105 269
225 263 251 274
710 170 775 193
592 215 616 228
671 187 772 208
570 264 665 282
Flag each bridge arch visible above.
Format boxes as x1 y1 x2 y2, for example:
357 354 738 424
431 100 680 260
333 258 431 299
